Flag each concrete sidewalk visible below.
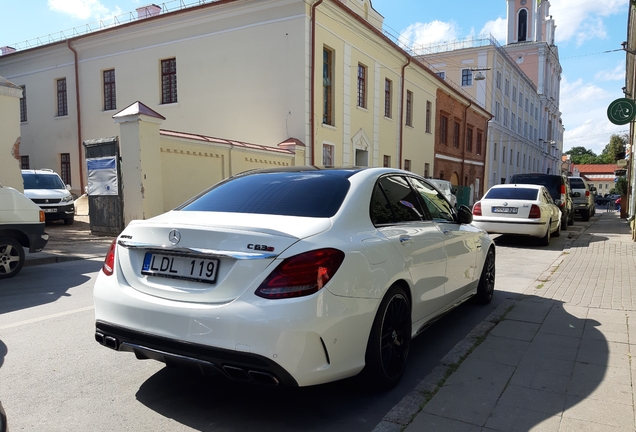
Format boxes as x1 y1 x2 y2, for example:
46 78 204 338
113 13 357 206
376 211 636 432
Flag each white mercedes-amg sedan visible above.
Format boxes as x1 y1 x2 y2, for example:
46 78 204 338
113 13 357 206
94 167 495 390
472 184 562 246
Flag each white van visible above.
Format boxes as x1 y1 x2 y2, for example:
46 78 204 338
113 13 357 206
0 184 49 278
428 179 457 208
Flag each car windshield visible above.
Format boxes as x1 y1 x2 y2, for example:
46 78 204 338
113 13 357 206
180 171 351 217
22 173 65 190
485 187 539 201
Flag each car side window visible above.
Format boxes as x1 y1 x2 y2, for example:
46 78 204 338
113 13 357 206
409 178 455 223
370 176 428 225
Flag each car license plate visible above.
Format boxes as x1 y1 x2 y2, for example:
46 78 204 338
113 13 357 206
492 207 518 214
141 252 219 284
43 208 57 213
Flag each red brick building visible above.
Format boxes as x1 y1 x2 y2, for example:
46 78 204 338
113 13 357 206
434 88 491 204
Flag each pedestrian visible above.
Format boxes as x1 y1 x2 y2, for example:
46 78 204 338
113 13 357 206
615 197 621 213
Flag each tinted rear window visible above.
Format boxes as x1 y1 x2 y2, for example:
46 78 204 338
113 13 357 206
569 178 585 189
180 172 350 217
511 175 562 198
485 187 539 201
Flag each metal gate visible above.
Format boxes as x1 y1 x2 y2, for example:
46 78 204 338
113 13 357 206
83 137 124 236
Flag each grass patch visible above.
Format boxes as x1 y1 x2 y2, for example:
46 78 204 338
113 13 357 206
536 283 544 290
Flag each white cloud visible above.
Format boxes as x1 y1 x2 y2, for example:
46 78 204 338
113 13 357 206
48 0 121 21
594 61 626 82
550 0 627 45
479 17 507 43
398 21 461 53
560 76 626 153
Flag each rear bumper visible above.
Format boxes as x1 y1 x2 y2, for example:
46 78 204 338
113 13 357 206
40 203 74 220
473 219 546 237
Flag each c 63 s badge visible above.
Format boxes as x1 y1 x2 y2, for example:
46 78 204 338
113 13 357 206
248 244 275 252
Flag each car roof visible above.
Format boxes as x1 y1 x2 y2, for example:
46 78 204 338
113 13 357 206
21 169 60 175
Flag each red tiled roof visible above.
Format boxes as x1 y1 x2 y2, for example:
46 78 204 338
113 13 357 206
572 164 618 174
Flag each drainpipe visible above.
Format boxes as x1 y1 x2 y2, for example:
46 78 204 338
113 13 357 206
310 0 324 166
398 57 411 169
461 100 472 184
67 40 84 193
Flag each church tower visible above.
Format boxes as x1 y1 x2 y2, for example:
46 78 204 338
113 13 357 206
507 0 556 45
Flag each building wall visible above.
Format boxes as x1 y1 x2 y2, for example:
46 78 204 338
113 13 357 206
0 79 23 191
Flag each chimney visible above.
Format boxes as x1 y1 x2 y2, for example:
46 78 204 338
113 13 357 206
136 4 161 19
0 46 16 56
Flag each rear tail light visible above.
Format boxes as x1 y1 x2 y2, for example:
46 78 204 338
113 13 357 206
103 239 117 276
473 202 482 216
585 190 590 197
255 248 345 299
529 204 541 219
560 184 566 195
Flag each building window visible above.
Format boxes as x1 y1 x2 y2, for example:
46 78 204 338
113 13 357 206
56 78 68 117
21 155 29 169
406 90 413 127
323 48 334 125
404 159 411 171
384 78 392 118
461 69 473 86
383 155 391 167
518 9 528 42
425 100 432 133
440 115 448 145
502 146 506 163
495 101 501 122
453 121 460 148
357 63 367 108
424 163 430 178
525 98 529 112
466 127 473 152
503 107 509 126
323 144 334 167
510 149 513 165
512 86 517 102
496 71 502 89
511 111 515 131
19 85 27 122
60 153 71 186
505 79 510 96
439 170 445 180
103 69 116 111
436 71 446 80
518 117 522 134
494 142 498 161
161 58 178 104
530 102 534 117
476 131 482 155
517 151 520 167
519 92 523 106
523 154 527 169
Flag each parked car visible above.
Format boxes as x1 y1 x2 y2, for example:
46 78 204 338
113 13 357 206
472 184 561 246
93 167 495 390
428 179 457 208
568 176 595 221
21 169 75 225
509 173 574 230
0 183 49 279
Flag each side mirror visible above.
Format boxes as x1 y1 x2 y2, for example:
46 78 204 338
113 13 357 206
66 184 72 191
457 205 473 224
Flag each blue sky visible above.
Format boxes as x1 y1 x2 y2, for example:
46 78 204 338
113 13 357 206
0 0 630 155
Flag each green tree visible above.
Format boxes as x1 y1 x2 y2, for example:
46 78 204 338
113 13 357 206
600 134 627 163
564 146 601 164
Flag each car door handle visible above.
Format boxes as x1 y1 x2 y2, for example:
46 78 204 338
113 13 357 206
399 236 413 245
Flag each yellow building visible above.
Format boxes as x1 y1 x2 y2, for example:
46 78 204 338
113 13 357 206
0 76 23 192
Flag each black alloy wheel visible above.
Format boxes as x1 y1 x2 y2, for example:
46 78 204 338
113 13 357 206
473 248 495 304
363 286 411 390
0 237 25 279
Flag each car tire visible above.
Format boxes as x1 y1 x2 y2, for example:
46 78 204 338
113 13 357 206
362 285 411 391
538 221 551 246
553 219 561 237
64 217 74 226
472 248 495 304
561 215 568 231
581 209 590 222
0 237 25 279
568 210 574 226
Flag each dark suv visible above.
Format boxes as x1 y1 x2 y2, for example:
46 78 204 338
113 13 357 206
510 173 574 230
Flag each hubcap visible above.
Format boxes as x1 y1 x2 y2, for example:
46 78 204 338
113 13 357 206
380 294 410 379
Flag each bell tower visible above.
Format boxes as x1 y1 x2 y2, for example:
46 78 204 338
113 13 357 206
506 0 538 44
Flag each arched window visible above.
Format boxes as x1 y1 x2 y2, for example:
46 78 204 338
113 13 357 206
518 9 528 41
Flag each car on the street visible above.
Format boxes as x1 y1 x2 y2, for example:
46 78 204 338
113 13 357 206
93 167 495 390
509 173 574 230
21 169 75 225
0 183 49 279
568 176 595 221
472 184 561 246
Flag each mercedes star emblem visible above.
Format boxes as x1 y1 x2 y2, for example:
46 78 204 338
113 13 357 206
168 229 181 245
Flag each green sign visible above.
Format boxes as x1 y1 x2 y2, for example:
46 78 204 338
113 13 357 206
607 98 636 125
